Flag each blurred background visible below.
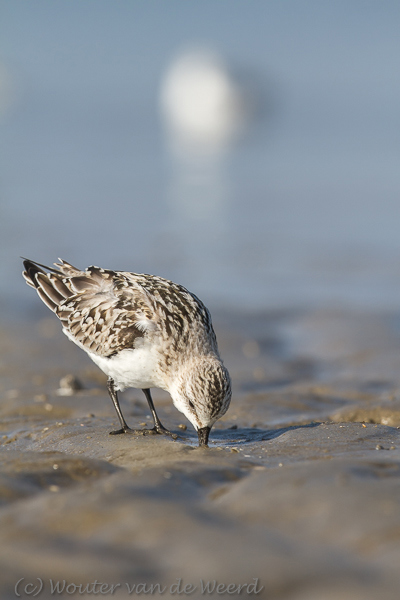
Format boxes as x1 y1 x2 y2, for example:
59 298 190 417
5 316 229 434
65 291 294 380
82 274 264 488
1 0 400 318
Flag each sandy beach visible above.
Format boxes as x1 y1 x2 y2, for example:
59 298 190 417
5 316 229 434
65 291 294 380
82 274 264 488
0 309 400 599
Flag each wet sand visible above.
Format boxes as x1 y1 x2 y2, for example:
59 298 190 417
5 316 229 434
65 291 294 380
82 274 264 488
2 309 400 599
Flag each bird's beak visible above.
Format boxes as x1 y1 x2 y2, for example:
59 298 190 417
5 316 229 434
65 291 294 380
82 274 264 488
197 426 211 447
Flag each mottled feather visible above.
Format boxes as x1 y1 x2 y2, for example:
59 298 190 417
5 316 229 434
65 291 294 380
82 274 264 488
22 258 231 438
22 259 218 359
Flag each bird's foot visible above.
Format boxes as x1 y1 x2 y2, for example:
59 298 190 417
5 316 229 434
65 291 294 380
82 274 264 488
154 423 172 435
109 426 135 435
144 425 178 440
109 424 178 440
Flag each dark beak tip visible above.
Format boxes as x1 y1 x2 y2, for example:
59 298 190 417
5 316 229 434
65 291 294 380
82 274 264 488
197 426 211 447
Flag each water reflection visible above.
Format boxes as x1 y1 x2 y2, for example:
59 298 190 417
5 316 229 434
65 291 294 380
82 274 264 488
160 48 254 294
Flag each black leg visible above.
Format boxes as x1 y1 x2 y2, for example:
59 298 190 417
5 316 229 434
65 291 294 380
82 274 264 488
142 388 172 435
107 379 177 439
107 377 133 435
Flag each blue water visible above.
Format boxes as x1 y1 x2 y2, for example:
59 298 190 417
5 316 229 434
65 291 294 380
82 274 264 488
2 1 400 317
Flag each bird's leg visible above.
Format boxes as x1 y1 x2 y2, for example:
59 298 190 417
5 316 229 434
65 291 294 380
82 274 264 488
107 378 176 439
142 388 174 436
107 377 134 435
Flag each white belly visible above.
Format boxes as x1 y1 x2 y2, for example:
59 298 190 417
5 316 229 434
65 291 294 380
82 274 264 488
88 346 167 392
63 329 167 392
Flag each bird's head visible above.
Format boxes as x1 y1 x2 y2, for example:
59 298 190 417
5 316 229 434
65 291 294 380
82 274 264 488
171 356 232 447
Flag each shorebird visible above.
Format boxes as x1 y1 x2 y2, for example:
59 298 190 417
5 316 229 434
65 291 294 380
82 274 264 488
22 259 231 446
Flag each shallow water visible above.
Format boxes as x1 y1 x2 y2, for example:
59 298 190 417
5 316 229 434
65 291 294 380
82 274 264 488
2 310 400 598
2 3 400 316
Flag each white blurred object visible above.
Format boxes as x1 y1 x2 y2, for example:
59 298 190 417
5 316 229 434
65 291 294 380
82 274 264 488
160 49 249 154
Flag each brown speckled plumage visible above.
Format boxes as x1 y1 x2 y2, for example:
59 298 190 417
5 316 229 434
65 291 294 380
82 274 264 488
22 258 231 446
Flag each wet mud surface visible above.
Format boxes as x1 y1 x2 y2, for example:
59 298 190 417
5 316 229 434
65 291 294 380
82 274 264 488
2 309 400 598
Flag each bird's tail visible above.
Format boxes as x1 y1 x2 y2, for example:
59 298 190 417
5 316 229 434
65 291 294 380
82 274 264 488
22 258 81 313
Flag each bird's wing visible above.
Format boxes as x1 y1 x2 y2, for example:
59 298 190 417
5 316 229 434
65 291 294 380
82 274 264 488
122 272 218 354
23 259 158 357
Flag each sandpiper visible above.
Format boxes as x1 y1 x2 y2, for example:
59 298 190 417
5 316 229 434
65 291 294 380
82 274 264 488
22 259 231 446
